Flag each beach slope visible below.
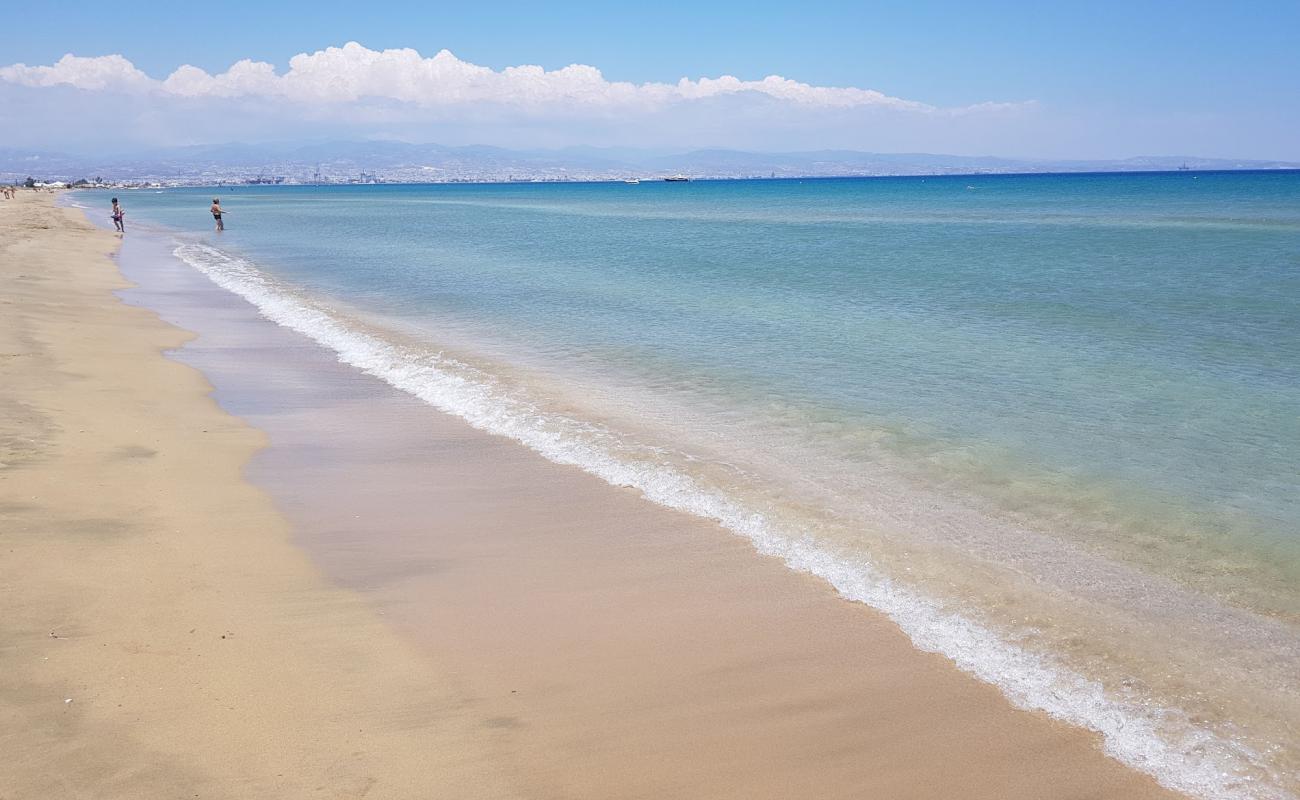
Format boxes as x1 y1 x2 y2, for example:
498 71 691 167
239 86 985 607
0 193 515 798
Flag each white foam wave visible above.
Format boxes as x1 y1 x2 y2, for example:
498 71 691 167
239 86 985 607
174 239 1290 800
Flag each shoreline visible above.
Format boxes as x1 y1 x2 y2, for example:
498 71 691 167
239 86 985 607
5 192 1190 796
132 184 1298 800
4 190 1183 798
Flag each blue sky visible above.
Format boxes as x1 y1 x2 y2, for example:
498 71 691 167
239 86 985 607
4 0 1298 158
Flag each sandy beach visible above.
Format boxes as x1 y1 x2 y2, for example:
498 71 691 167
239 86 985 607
1 190 1184 799
0 193 515 798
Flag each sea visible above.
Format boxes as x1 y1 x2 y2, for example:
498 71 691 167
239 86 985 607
77 171 1300 800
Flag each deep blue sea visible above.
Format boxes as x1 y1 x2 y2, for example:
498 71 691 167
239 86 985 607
79 172 1300 799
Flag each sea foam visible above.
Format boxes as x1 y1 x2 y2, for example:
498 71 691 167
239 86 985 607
174 240 1291 800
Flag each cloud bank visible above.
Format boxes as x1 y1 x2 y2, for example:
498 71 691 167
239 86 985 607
0 42 1289 161
1 42 1016 114
0 43 1050 154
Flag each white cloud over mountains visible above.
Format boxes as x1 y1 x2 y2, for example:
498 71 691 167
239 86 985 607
1 41 1290 161
0 42 1059 154
1 42 1009 114
2 53 155 91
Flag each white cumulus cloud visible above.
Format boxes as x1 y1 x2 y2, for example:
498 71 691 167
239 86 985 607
0 53 154 91
0 42 1013 114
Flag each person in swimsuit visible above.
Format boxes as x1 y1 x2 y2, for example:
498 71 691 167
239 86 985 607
111 198 125 232
211 198 225 231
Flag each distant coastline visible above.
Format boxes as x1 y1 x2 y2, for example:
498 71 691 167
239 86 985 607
21 167 1300 192
4 141 1297 187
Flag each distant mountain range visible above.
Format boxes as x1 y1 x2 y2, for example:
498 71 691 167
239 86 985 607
2 141 1297 184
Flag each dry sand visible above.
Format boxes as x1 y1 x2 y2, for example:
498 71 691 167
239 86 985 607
1 190 1184 799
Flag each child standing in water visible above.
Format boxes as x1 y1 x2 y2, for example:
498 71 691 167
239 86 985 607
210 198 226 231
111 198 124 232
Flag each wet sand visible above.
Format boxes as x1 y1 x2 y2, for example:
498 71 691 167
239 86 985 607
2 190 1182 798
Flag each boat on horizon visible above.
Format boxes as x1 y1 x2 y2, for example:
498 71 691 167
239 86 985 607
664 174 690 182
624 178 641 184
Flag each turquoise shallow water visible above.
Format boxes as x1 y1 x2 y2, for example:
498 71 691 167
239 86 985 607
82 172 1300 799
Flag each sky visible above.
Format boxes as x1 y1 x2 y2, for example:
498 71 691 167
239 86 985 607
2 0 1298 159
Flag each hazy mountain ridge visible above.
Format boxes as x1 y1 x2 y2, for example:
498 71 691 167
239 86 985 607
2 142 1296 184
